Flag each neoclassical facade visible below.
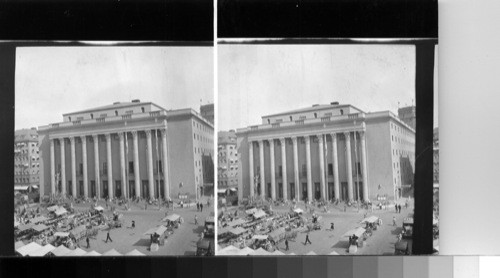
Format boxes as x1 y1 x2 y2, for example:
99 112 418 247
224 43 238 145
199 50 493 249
237 102 415 203
38 100 214 200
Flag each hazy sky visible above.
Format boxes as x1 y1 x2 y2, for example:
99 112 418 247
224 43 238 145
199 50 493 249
15 46 213 129
218 44 438 131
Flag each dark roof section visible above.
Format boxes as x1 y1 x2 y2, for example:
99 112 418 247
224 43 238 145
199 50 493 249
262 103 365 118
63 101 167 116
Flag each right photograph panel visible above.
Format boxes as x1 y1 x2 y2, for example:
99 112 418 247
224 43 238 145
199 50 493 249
217 42 437 256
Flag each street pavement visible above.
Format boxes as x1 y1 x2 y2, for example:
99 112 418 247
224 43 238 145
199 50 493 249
72 197 213 256
225 200 413 255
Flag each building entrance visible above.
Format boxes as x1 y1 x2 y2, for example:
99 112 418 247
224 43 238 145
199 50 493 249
328 182 335 201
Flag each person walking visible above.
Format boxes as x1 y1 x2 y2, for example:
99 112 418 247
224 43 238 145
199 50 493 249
200 203 203 212
197 202 200 211
393 216 397 226
285 239 289 251
304 232 312 245
132 220 135 228
194 215 198 225
86 236 90 248
105 230 113 243
330 222 335 231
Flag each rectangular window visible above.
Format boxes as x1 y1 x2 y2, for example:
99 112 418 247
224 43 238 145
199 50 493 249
302 164 307 176
278 166 283 178
357 162 362 175
103 162 108 173
129 162 134 174
79 163 83 175
328 164 333 176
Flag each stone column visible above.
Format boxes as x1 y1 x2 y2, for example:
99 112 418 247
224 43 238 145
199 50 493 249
81 136 88 198
258 140 265 199
92 135 100 199
345 132 354 201
132 131 141 198
291 136 300 201
60 138 66 196
317 134 326 201
331 133 340 201
161 128 170 199
279 137 288 201
305 136 313 202
105 133 114 198
50 139 55 195
248 141 255 199
268 138 276 200
119 132 127 199
146 130 155 199
360 130 369 202
70 137 77 197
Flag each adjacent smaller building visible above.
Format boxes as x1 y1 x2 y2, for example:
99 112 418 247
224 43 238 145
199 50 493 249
14 128 40 192
218 130 239 191
398 105 416 130
200 103 214 125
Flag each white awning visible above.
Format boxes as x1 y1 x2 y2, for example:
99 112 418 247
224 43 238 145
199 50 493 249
84 251 102 256
125 249 146 256
50 245 71 256
28 244 56 257
16 242 42 256
102 249 123 256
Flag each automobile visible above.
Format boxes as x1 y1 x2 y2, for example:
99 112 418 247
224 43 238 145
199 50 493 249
204 216 215 238
196 238 214 256
395 240 411 255
402 217 414 239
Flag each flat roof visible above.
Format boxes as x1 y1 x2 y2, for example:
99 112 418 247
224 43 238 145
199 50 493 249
262 103 365 118
63 101 167 116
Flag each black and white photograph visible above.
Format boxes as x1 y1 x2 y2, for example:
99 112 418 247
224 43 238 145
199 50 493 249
13 45 215 256
216 42 438 256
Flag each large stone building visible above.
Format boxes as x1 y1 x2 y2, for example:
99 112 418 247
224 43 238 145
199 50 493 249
236 102 415 203
218 130 239 190
38 100 214 201
14 128 40 191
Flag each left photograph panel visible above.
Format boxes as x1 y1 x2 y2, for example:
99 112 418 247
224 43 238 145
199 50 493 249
13 45 215 256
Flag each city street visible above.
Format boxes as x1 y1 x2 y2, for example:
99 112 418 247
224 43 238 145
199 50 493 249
222 200 413 255
72 198 213 256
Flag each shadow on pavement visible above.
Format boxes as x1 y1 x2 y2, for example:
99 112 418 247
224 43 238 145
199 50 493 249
332 240 347 249
391 227 403 235
191 226 205 234
133 238 151 247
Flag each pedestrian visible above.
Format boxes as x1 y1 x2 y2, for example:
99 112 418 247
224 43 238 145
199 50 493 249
200 203 203 212
105 230 113 243
405 201 408 209
397 233 402 242
398 204 401 213
393 216 396 226
195 215 198 225
197 202 200 211
86 236 90 248
132 220 135 228
285 239 289 251
395 204 398 213
330 222 335 231
305 232 312 245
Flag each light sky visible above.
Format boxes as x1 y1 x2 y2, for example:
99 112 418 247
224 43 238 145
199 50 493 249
218 44 438 131
15 46 213 129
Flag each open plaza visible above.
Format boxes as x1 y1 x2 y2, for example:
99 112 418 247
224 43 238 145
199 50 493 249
217 199 422 256
14 196 214 256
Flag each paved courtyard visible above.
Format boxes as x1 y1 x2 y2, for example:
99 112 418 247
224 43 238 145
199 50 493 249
72 198 213 256
221 200 413 255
